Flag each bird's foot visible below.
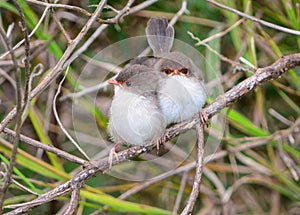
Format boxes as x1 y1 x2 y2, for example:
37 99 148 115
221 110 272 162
199 111 209 127
108 142 122 169
156 140 161 151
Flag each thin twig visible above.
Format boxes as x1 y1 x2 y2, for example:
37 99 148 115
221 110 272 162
0 0 108 132
0 68 16 91
53 67 91 161
21 64 44 122
3 128 87 165
12 0 31 119
0 25 23 212
61 57 122 100
39 81 56 158
106 0 136 24
134 10 221 27
121 0 158 17
188 31 241 68
202 53 300 119
203 167 226 198
194 18 245 46
181 122 205 214
207 0 300 36
0 5 49 59
269 108 294 126
51 9 72 43
11 179 40 196
173 171 189 214
169 0 187 26
0 158 40 197
63 182 83 215
25 0 105 24
64 24 108 67
277 139 300 181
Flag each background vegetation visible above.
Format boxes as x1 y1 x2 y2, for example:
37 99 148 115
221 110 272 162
0 0 299 214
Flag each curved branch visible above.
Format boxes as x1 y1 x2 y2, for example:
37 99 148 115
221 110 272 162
4 53 300 214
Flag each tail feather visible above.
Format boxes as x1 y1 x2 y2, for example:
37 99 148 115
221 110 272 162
146 18 174 57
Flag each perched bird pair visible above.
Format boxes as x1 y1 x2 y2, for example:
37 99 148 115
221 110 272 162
107 18 206 165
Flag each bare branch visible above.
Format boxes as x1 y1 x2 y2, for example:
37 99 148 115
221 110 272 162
106 0 136 24
12 0 31 117
0 6 49 59
4 52 300 214
0 68 16 91
207 0 300 36
64 24 108 67
173 171 188 214
53 67 90 160
3 128 87 165
169 0 187 26
122 0 158 17
25 0 106 24
63 182 83 215
0 23 23 212
188 31 242 68
51 9 72 43
0 0 108 132
181 122 205 214
193 18 245 46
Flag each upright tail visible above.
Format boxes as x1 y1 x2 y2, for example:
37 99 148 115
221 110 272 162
146 18 174 57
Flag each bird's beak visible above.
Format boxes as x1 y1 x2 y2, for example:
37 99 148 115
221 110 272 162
172 69 180 76
108 79 120 86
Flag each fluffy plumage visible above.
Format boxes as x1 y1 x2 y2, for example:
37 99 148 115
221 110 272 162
108 64 166 146
155 52 206 123
146 18 207 124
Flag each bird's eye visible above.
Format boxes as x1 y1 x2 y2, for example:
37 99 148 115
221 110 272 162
125 81 131 87
180 68 190 75
162 68 172 75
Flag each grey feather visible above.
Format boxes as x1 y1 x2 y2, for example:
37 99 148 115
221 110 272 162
146 17 174 57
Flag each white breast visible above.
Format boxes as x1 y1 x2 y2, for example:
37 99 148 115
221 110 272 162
158 76 206 124
108 88 166 145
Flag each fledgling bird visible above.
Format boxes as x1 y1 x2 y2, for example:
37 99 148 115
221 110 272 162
108 64 166 167
146 17 207 124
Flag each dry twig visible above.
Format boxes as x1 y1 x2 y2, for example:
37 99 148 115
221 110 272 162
3 53 300 214
0 13 23 212
207 0 300 36
0 0 108 132
181 122 205 214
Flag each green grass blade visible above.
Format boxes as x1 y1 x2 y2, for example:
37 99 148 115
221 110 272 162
0 154 41 193
80 190 172 215
28 106 63 171
228 109 269 136
0 144 69 181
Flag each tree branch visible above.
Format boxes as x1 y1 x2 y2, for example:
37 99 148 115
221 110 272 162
0 20 23 214
181 122 205 214
4 53 300 214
